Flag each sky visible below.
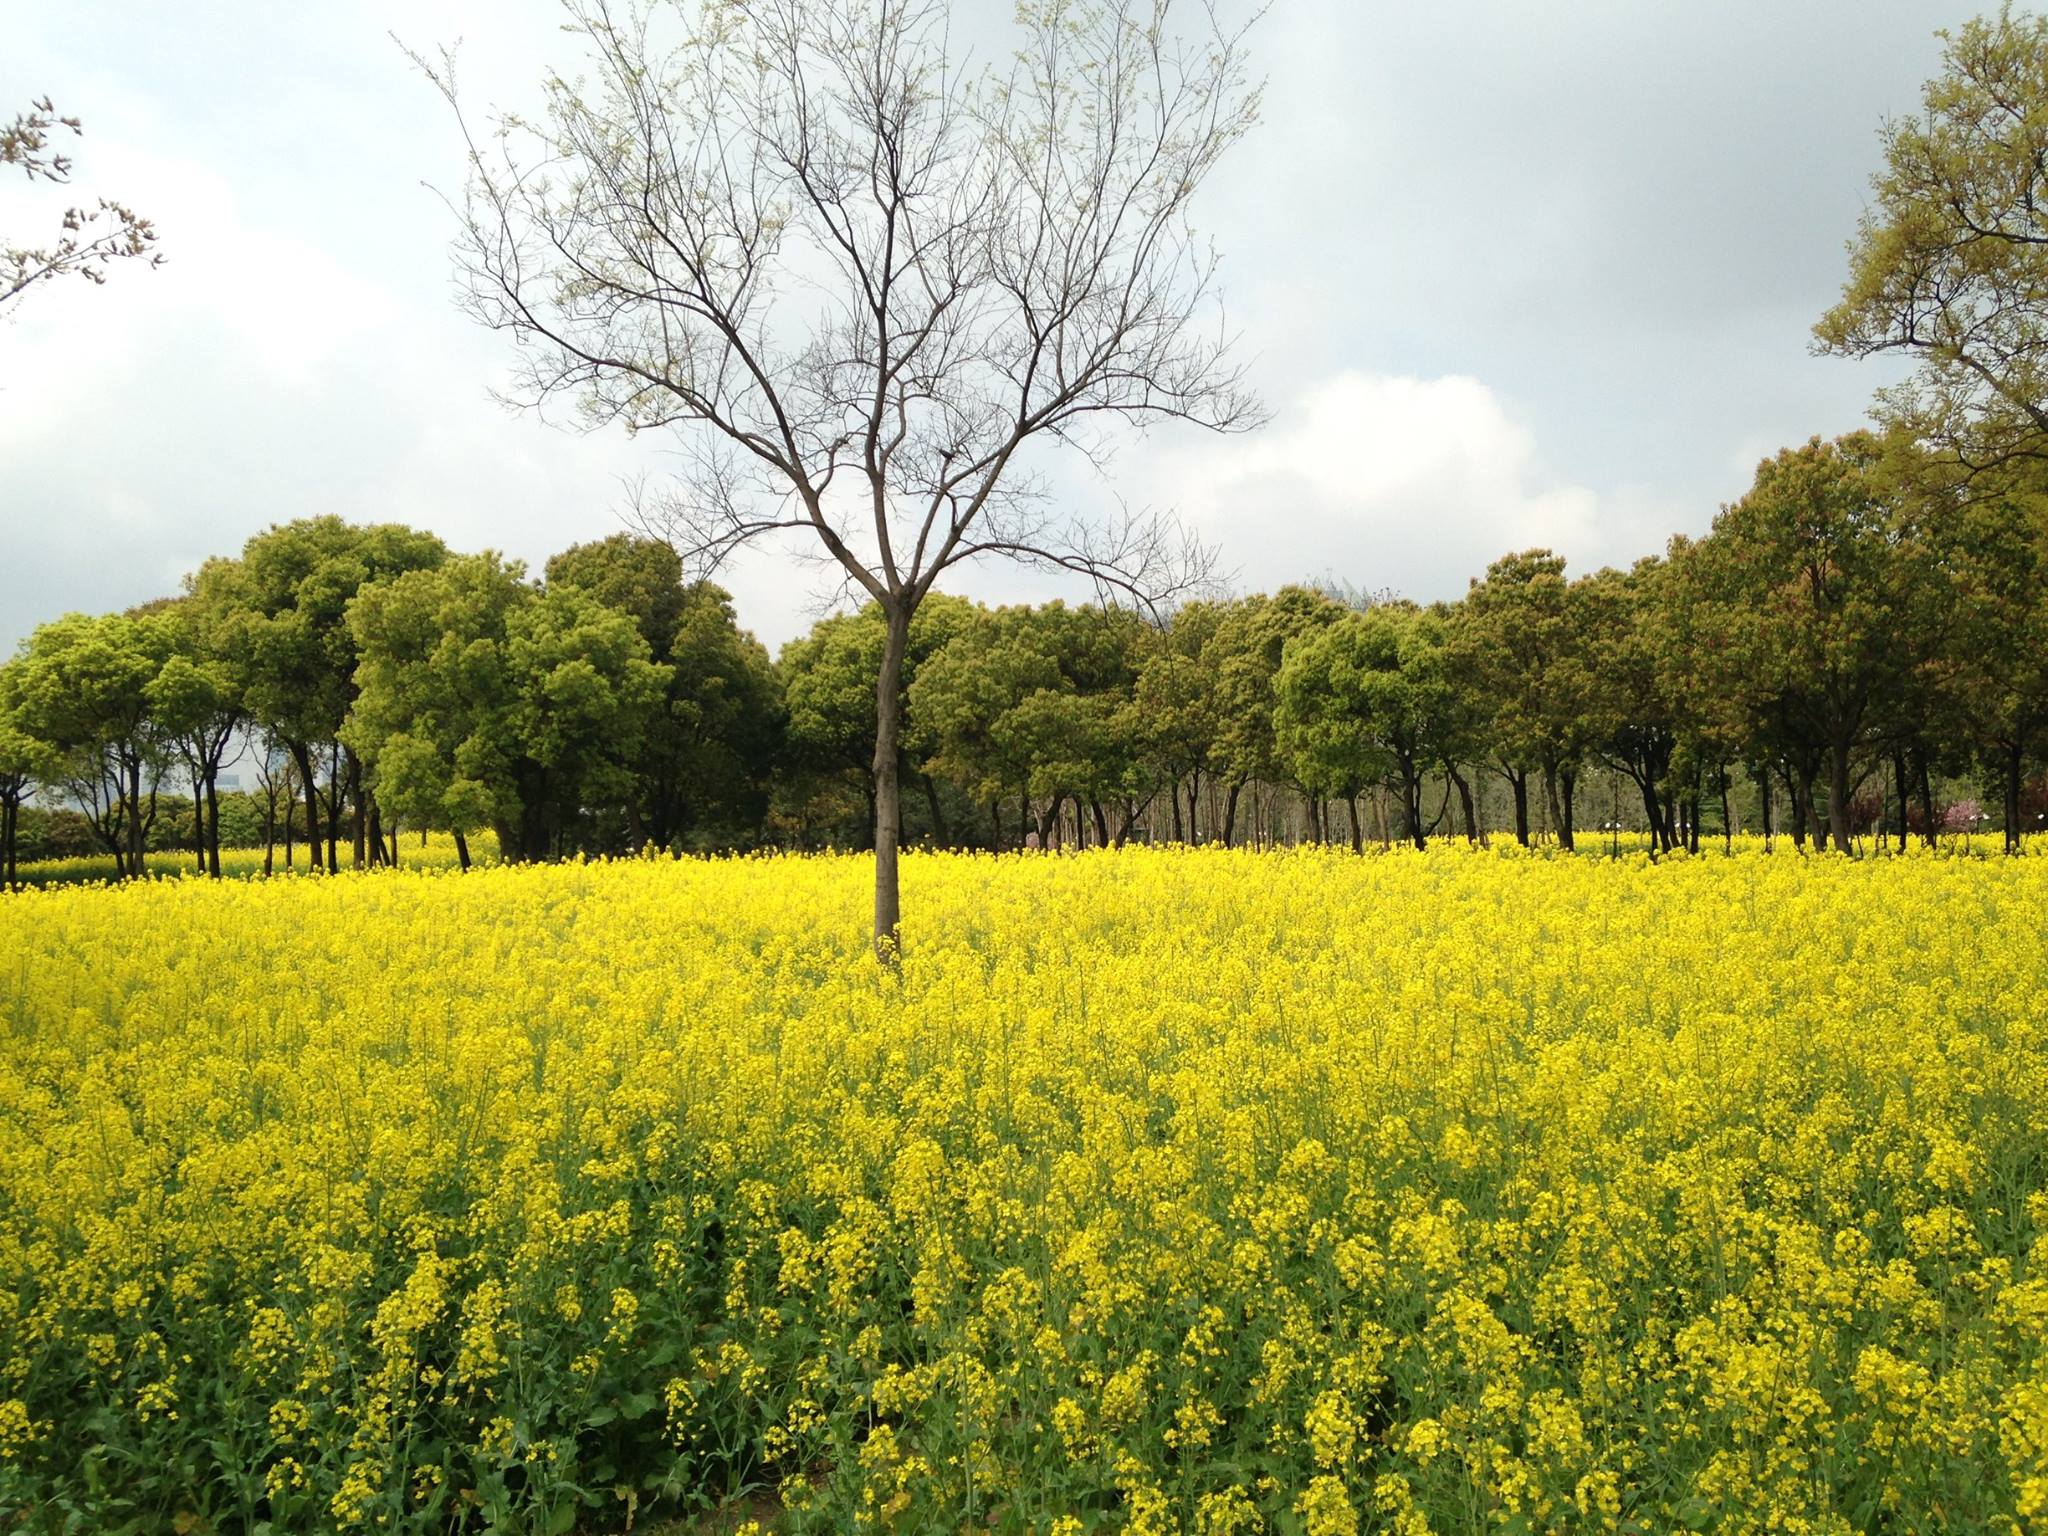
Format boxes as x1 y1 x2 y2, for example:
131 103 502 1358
2 0 1946 657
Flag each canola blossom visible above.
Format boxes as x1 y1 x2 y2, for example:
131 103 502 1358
2 846 2047 1533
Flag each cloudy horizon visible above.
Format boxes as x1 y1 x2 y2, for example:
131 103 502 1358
3 1 1939 656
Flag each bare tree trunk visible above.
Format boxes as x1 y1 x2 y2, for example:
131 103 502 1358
1891 752 1910 852
454 830 471 871
872 604 910 961
1507 766 1530 847
205 773 222 878
1828 736 1854 854
1221 781 1241 847
2004 738 2024 855
922 773 949 848
1916 750 1938 848
1447 762 1479 844
1346 793 1362 853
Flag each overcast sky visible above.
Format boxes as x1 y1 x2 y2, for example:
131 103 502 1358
3 1 1945 657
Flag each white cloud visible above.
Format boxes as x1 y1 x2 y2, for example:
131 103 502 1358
1138 370 1681 600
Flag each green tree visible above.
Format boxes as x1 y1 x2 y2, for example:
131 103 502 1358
344 554 670 864
1683 435 1915 853
1923 467 2048 851
145 597 245 878
0 662 54 887
546 537 782 850
1275 604 1458 851
8 610 174 877
1451 551 1602 847
1580 560 1687 854
194 518 447 872
1817 9 2048 472
1204 588 1345 845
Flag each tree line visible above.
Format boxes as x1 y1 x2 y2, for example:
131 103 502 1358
3 417 2045 887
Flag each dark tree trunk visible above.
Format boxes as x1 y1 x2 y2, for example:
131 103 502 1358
1634 772 1663 855
366 797 385 868
922 773 949 848
1915 750 1938 848
1400 756 1426 851
346 749 367 869
1447 762 1479 844
1558 765 1577 852
125 753 147 881
1221 781 1241 847
1891 752 1910 852
1346 793 1362 853
205 772 222 878
1171 784 1185 843
871 603 911 961
1828 736 1854 854
454 830 472 871
1506 766 1530 847
988 801 1002 853
2004 738 2025 855
191 777 207 874
1 787 17 888
1090 796 1110 848
1719 765 1733 852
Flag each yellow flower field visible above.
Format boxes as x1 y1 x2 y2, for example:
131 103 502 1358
2 846 2046 1534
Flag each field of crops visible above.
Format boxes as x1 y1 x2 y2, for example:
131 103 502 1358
2 847 2046 1534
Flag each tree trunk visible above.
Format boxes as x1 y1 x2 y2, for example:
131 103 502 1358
2005 738 2024 855
922 773 949 848
321 744 342 873
1507 767 1530 847
125 753 146 881
454 830 472 871
1170 782 1184 843
1401 758 1426 851
1221 781 1241 847
205 772 222 878
1891 752 1910 852
871 603 911 961
1090 796 1110 848
296 744 324 871
1447 763 1479 844
1915 750 1938 848
1346 793 1362 853
1719 765 1733 853
1558 765 1577 852
191 777 207 874
366 796 385 868
1828 736 1854 854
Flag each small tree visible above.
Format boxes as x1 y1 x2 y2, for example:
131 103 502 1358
420 0 1262 955
3 98 162 313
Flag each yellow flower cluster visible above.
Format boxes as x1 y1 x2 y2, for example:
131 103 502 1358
1 843 2046 1533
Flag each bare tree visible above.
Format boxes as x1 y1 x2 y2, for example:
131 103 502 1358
2 98 163 314
416 0 1262 956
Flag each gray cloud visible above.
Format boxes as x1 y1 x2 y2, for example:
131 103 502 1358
2 0 1945 656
